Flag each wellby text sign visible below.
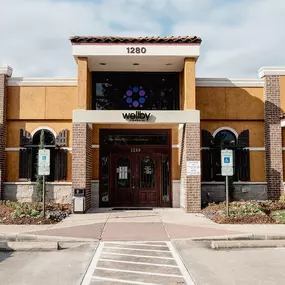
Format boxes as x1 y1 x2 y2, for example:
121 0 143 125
122 111 151 121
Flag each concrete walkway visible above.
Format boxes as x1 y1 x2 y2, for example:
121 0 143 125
1 208 285 241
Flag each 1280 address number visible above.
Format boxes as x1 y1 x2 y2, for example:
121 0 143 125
127 47 147 54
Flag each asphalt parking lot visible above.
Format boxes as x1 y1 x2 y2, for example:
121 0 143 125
173 240 285 285
0 243 98 285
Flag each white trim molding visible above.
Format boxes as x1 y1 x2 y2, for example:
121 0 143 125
196 78 264 87
31 126 57 138
5 147 25 151
246 147 265 151
281 120 285 128
213 127 238 139
6 147 72 151
258 67 285 78
202 181 267 185
73 44 200 58
0 65 13 77
3 181 72 185
7 77 77 86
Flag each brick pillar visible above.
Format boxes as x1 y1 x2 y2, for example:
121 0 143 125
0 66 12 200
263 75 284 200
72 123 92 211
179 123 201 212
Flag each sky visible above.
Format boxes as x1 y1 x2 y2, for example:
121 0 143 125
1 0 285 78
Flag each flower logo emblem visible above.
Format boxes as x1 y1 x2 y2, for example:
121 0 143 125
123 86 148 108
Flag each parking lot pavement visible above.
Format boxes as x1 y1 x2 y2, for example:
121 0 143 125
82 241 195 285
0 243 98 285
173 240 285 285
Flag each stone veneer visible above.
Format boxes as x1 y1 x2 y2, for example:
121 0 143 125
3 183 72 204
179 123 201 212
263 75 284 200
201 183 268 206
72 123 92 211
0 74 7 199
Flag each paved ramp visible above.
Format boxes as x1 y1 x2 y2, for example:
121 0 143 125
82 241 195 285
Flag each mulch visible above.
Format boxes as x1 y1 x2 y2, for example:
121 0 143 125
201 201 285 224
0 203 71 225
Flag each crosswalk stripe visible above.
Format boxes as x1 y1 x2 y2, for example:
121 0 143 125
101 251 175 260
95 266 184 278
91 276 160 285
99 258 179 268
105 241 168 248
103 246 171 253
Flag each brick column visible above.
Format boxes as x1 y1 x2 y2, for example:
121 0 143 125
179 123 201 212
72 123 92 211
262 74 284 200
0 66 12 199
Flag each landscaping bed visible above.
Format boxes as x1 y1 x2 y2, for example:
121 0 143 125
202 199 285 224
0 201 72 225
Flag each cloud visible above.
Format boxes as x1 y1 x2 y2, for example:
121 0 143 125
0 0 284 77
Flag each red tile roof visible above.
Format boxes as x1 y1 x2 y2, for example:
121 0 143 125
69 36 202 44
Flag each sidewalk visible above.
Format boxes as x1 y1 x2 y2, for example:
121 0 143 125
1 208 285 241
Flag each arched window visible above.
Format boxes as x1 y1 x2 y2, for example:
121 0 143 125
19 128 67 182
33 129 55 146
201 128 250 182
30 130 56 182
214 130 237 147
212 130 237 181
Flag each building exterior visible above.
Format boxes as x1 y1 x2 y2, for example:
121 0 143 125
0 36 285 213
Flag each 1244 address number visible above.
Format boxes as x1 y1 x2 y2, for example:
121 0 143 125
127 47 147 54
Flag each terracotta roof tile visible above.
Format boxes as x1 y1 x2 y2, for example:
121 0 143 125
69 36 202 44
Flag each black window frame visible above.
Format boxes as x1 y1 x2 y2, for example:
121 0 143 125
19 129 67 182
92 72 180 111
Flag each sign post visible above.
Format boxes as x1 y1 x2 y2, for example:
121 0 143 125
38 149 50 217
221 149 233 217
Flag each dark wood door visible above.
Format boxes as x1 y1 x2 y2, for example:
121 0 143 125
110 153 160 207
136 154 160 207
111 153 136 206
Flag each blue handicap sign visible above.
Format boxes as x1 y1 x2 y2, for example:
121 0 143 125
224 157 230 163
42 156 46 161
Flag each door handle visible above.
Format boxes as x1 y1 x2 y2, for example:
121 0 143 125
132 176 135 188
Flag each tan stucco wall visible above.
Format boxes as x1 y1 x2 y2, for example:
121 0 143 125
7 86 77 120
196 87 264 120
280 75 285 113
181 58 196 110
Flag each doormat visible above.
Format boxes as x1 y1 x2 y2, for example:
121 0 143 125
112 208 153 211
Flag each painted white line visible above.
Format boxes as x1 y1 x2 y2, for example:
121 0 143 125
103 246 171 253
95 267 183 278
99 258 179 268
91 276 160 285
105 241 168 248
101 252 175 260
167 241 196 285
81 242 104 285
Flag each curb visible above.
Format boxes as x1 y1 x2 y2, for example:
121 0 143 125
179 233 285 242
0 233 98 243
211 240 285 249
0 241 59 251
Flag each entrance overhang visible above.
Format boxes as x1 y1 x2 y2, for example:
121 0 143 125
73 110 200 124
71 38 200 72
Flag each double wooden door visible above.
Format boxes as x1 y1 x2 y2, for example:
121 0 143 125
110 153 161 207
